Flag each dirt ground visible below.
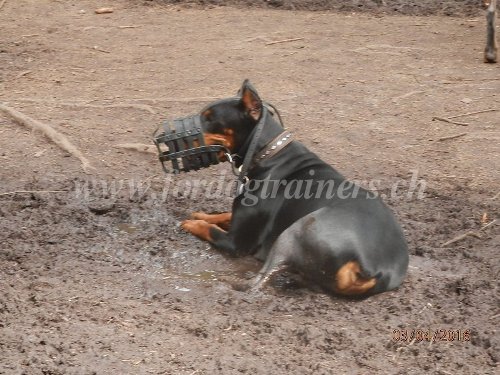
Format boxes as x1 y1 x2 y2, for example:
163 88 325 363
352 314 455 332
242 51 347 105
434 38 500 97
1 0 499 374
155 0 492 16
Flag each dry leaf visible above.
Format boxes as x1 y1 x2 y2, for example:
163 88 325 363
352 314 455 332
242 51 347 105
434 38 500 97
481 212 488 224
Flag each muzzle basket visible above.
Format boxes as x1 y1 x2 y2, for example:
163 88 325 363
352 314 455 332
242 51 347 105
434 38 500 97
153 115 225 173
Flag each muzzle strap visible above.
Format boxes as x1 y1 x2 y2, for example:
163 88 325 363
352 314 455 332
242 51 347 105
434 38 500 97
236 106 269 192
153 99 284 179
153 115 227 173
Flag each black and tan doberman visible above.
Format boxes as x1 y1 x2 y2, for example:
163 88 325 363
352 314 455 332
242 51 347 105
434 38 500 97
181 80 409 296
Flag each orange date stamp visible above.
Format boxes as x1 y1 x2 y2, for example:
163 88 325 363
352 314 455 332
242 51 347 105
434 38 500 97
392 329 471 343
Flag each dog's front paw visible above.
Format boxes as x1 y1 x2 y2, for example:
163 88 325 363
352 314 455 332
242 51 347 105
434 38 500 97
190 212 208 221
181 219 212 241
181 219 201 232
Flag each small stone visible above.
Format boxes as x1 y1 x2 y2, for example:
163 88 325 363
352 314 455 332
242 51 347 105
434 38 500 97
95 7 114 14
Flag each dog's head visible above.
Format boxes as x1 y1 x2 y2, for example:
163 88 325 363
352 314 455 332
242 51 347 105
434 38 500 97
200 79 263 159
153 80 271 173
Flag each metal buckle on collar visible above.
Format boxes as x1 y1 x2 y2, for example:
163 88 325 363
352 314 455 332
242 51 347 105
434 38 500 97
236 176 249 196
153 115 228 173
224 153 242 177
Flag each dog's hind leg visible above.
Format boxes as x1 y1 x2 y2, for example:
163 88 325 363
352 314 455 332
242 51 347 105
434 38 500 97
248 258 289 292
247 220 302 292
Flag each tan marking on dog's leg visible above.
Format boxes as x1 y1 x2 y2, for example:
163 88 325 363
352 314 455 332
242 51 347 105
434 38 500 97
191 212 232 231
181 219 224 242
335 261 377 296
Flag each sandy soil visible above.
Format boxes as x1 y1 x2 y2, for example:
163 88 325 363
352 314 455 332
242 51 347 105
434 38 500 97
0 0 499 374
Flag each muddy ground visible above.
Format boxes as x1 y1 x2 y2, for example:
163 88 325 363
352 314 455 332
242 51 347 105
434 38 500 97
1 0 499 374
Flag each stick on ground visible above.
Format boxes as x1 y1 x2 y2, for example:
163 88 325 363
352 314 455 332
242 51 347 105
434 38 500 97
441 219 497 247
115 143 157 154
0 102 94 173
441 231 482 247
437 132 467 142
447 108 498 119
67 102 156 114
4 99 156 114
432 116 469 126
266 37 304 45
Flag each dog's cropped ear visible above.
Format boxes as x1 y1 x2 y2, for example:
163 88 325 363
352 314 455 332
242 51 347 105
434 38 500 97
239 79 262 121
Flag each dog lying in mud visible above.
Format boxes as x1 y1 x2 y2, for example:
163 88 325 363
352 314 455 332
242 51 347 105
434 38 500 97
176 80 409 296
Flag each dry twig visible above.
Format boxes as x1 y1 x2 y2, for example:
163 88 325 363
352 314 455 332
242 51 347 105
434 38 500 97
11 71 32 81
441 219 497 247
432 117 469 126
447 108 498 119
441 231 482 247
11 97 217 105
86 46 111 54
266 37 304 45
4 99 156 114
392 90 425 102
115 143 157 154
480 219 498 231
0 102 94 172
437 132 467 142
432 109 498 127
70 103 156 114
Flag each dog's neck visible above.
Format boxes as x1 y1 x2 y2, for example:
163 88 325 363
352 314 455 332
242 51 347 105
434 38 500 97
254 130 293 163
236 113 284 163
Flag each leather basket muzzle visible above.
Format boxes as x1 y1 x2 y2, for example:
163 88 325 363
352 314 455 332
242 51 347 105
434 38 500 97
153 115 228 173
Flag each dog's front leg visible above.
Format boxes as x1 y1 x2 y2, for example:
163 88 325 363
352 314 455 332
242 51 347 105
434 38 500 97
190 212 232 231
181 219 237 255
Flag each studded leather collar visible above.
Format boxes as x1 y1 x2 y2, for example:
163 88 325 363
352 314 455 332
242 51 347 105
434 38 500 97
254 130 293 163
